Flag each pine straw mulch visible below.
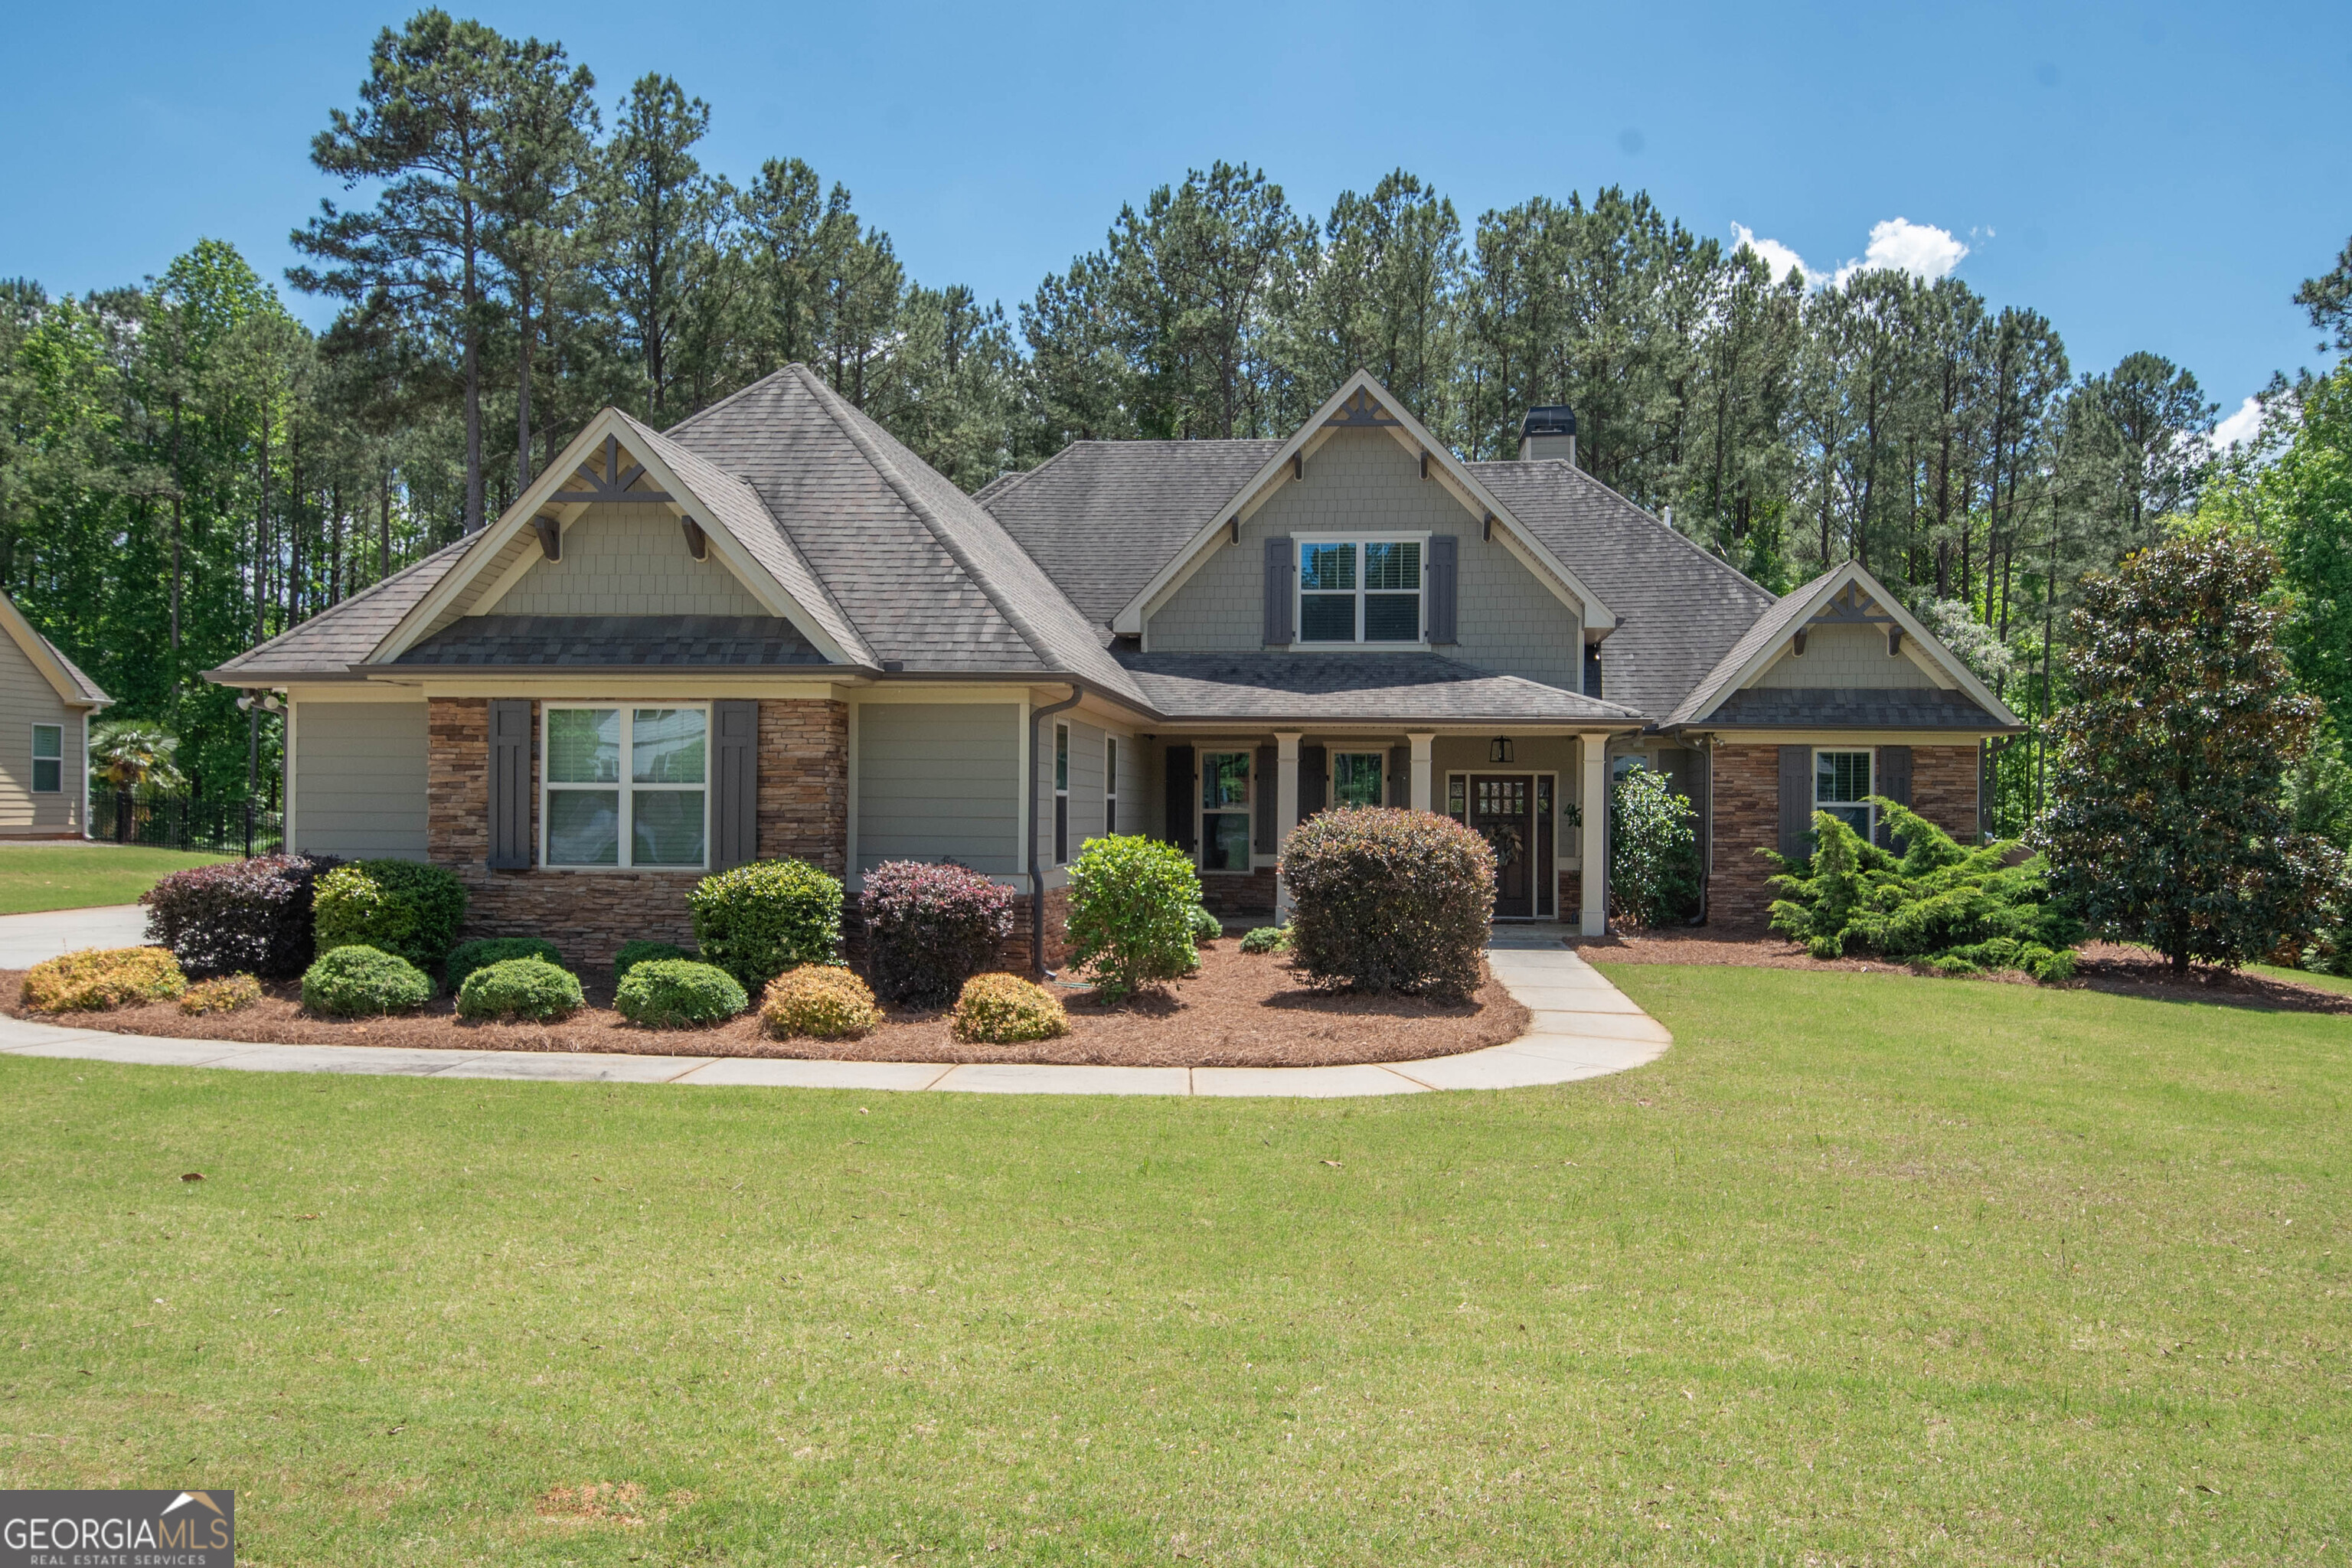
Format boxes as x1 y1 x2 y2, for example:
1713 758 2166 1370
0 944 1527 1069
1573 926 2352 1016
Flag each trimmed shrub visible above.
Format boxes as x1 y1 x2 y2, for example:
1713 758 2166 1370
1282 808 1495 1001
1766 801 2083 981
760 965 882 1039
615 959 747 1027
22 946 188 1012
688 859 842 991
861 860 1016 1006
300 944 433 1018
1187 905 1223 944
614 939 693 985
179 973 261 1014
1063 835 1203 1001
951 972 1070 1044
142 854 338 978
313 860 469 974
1239 925 1292 955
456 957 584 1022
446 936 564 993
1609 765 1700 928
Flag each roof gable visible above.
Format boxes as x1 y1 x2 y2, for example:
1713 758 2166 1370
0 590 108 706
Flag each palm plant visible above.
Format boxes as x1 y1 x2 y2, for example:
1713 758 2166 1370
90 720 186 792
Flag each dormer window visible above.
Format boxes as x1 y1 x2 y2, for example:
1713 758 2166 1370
1298 537 1423 644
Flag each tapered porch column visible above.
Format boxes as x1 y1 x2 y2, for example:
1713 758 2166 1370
1274 731 1301 917
1579 732 1609 935
1408 732 1434 812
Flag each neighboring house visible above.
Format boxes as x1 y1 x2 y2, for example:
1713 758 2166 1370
0 588 109 838
209 368 2018 964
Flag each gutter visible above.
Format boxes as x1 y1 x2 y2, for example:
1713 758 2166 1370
1026 682 1084 978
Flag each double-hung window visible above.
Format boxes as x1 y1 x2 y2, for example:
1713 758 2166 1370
1054 724 1070 864
1331 750 1384 808
543 706 707 869
1298 538 1423 643
1200 751 1251 871
30 724 61 794
1103 738 1119 837
1815 750 1873 839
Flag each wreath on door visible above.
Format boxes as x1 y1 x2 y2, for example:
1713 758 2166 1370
1481 822 1524 862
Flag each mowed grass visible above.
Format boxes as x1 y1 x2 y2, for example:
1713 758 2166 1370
0 844 230 914
1 968 2345 1565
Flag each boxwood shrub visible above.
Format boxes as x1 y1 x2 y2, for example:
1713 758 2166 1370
456 956 584 1022
300 944 433 1018
1239 925 1291 955
21 946 188 1012
1063 835 1203 1001
760 965 883 1039
613 939 693 985
1282 807 1495 1001
445 936 564 993
1187 905 1223 944
950 972 1070 1044
688 859 841 991
142 854 338 978
615 959 748 1027
313 860 469 974
861 860 1015 1006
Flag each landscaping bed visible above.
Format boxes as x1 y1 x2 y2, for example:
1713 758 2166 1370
1 944 1527 1068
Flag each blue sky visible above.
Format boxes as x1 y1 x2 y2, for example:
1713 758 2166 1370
8 0 2347 436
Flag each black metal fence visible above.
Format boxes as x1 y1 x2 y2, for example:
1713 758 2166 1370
90 791 285 857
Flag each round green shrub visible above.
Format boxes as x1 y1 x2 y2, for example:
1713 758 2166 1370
613 939 693 985
1063 835 1203 1001
446 936 564 992
1239 925 1291 955
301 944 433 1018
615 958 749 1027
951 972 1070 1043
688 859 842 991
1187 905 1223 944
1282 807 1495 1001
313 860 469 974
456 956 584 1022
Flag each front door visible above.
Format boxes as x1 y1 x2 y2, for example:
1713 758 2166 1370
1472 774 1534 918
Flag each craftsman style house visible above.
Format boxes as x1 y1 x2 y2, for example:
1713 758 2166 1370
211 369 2019 965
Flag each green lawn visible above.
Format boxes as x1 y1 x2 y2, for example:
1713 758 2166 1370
0 968 2344 1564
0 844 232 914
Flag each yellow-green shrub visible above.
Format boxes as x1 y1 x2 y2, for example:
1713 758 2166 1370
179 973 262 1014
760 965 881 1040
950 972 1069 1044
22 946 187 1012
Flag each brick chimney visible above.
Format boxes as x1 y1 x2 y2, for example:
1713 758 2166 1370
1519 406 1576 466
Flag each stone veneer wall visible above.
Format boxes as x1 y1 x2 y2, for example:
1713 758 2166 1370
426 696 849 968
1707 742 1980 930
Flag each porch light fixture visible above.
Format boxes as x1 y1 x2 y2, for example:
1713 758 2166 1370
1489 737 1514 763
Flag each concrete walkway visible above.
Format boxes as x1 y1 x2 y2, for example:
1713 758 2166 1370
0 904 149 967
0 923 1667 1097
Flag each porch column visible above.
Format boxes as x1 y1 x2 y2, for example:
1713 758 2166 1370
1579 732 1609 936
1274 731 1301 918
1408 732 1434 812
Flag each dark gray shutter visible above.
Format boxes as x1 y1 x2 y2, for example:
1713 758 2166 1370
1426 534 1458 644
1875 744 1912 851
1263 535 1294 645
1253 744 1277 853
710 698 759 871
1388 746 1410 808
1165 745 1195 851
1298 744 1325 823
487 698 532 869
1777 744 1811 859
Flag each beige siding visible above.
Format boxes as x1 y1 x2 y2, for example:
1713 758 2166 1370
1753 622 1936 689
490 504 772 618
857 702 1021 877
1144 428 1583 687
292 701 429 859
0 629 84 836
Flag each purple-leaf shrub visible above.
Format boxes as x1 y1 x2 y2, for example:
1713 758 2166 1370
860 860 1015 1006
1281 807 1495 1001
142 854 340 979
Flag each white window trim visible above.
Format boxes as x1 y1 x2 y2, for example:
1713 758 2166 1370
1813 746 1877 839
1103 736 1118 838
1295 531 1431 648
1197 746 1255 875
29 722 62 795
540 703 711 871
1054 723 1070 864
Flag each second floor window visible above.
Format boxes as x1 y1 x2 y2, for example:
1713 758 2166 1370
1299 539 1422 644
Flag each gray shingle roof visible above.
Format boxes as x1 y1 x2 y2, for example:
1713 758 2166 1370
1659 577 1822 727
1468 459 1778 720
394 614 825 668
980 439 1284 625
38 634 108 704
211 539 473 680
1700 686 2014 730
1116 652 1644 726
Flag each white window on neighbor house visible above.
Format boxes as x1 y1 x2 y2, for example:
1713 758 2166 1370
1331 750 1384 808
1298 537 1423 644
542 706 708 869
1815 749 1873 839
1104 737 1119 838
1200 750 1252 872
1054 723 1070 864
30 724 61 794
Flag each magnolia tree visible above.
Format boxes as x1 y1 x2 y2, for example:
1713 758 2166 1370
2037 531 2344 972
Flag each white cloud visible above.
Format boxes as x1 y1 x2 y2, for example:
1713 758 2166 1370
1831 217 1969 289
2210 394 2266 453
1730 224 1810 286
